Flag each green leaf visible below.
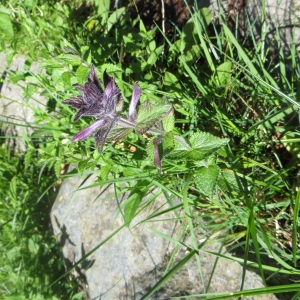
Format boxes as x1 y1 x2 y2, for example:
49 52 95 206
162 132 175 156
139 19 147 34
166 135 192 159
136 101 172 134
71 292 84 300
147 51 158 66
28 238 39 255
199 7 213 26
148 39 156 52
282 135 300 158
57 54 81 66
0 11 14 39
9 176 17 202
77 160 95 177
180 19 194 53
162 111 175 132
94 0 110 24
188 132 229 160
61 71 72 87
100 63 123 74
195 163 220 196
214 61 232 85
124 181 149 226
54 160 61 178
100 164 111 181
164 71 179 87
24 149 34 171
106 7 125 33
218 169 245 193
76 65 89 84
184 45 202 64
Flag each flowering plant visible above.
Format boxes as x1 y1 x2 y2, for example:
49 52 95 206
63 65 173 168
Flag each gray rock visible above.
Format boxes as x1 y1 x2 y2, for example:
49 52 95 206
0 52 46 151
51 170 277 299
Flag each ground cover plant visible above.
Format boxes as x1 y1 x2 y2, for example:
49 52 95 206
1 0 300 299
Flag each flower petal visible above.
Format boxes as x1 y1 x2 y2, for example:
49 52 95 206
62 97 84 109
72 118 107 141
103 78 120 113
129 83 141 122
89 65 103 93
103 70 112 88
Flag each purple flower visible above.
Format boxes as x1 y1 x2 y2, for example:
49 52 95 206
63 65 142 152
62 65 117 122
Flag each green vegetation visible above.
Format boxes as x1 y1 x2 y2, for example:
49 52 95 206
1 0 300 299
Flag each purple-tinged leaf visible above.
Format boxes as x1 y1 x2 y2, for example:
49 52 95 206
103 78 121 112
136 101 172 135
94 116 118 152
72 118 108 141
62 97 84 109
89 65 103 92
107 119 133 142
129 83 141 122
153 139 162 171
103 70 111 88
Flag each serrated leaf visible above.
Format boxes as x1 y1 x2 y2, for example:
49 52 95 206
100 164 111 180
162 132 175 156
188 132 229 160
146 139 155 162
54 160 61 178
195 163 220 197
166 135 192 159
31 128 54 138
136 101 172 134
77 160 87 177
94 0 110 24
41 61 62 69
106 126 132 143
61 39 79 54
162 112 174 132
77 160 96 177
